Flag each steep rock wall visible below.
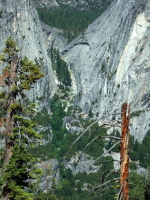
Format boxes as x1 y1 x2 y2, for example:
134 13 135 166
34 0 113 9
0 0 56 109
41 21 67 52
63 0 150 142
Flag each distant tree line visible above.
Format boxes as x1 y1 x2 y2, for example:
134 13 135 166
129 130 150 168
37 7 106 42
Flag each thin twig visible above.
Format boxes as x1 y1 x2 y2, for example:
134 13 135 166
74 135 121 166
94 141 120 163
106 161 120 178
65 111 122 157
117 184 124 200
95 159 120 165
65 119 100 157
106 168 116 178
85 177 120 199
66 123 121 158
95 185 116 199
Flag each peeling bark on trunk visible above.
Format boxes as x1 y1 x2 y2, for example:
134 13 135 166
2 57 18 200
119 103 130 200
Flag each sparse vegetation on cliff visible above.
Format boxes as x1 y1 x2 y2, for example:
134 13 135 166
0 37 44 199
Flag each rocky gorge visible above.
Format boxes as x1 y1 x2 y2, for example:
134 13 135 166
0 0 150 197
62 0 150 142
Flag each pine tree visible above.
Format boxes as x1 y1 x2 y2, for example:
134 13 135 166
0 37 44 200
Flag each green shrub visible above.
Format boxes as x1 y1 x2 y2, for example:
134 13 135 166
34 107 51 126
129 162 137 170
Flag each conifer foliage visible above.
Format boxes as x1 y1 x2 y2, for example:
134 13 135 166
50 45 71 87
0 37 44 200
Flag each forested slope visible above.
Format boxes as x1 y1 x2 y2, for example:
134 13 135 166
36 0 113 42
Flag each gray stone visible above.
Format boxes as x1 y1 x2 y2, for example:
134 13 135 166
0 0 56 111
34 0 113 10
37 159 60 191
41 21 68 52
64 152 100 175
63 0 150 142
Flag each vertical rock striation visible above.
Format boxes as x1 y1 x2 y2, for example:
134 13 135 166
63 0 150 142
0 0 56 109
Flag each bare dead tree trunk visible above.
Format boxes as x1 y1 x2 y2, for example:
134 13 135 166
2 57 18 200
119 103 130 200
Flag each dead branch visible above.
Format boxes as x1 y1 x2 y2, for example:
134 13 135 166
95 185 116 199
106 168 117 178
65 111 122 158
65 119 100 157
85 177 120 199
74 135 121 166
102 136 121 140
94 141 120 163
65 119 121 158
95 159 120 165
95 185 112 199
117 183 124 200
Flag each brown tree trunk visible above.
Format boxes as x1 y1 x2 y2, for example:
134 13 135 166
119 103 130 200
2 57 18 200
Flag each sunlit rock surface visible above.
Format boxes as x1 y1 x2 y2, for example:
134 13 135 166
0 0 56 109
63 0 150 142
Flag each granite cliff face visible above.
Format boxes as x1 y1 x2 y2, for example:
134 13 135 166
34 0 113 10
63 0 150 142
41 21 67 52
0 0 56 109
0 0 149 143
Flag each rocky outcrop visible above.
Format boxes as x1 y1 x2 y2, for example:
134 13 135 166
0 0 56 110
41 21 67 52
63 0 150 142
34 0 113 10
37 159 60 191
64 152 100 175
63 116 84 134
34 0 59 8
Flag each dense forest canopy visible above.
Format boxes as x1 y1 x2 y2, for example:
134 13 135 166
37 1 113 42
